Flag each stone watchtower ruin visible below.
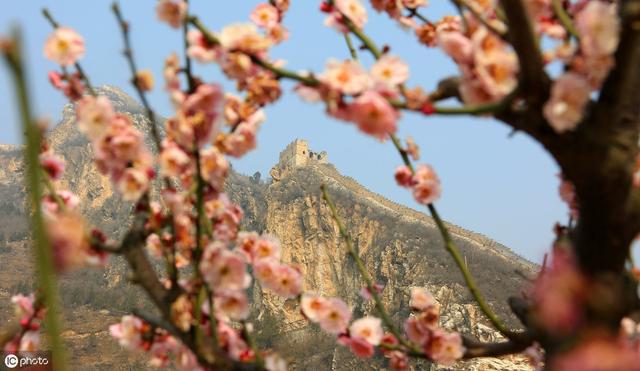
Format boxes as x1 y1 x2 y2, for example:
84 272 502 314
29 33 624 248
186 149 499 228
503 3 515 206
270 139 328 180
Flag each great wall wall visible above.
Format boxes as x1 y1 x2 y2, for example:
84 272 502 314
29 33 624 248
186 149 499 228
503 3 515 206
268 139 536 275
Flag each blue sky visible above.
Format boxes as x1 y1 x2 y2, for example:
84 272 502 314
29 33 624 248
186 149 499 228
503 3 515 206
0 1 569 264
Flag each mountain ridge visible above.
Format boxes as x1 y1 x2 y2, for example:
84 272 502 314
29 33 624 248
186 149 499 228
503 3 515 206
0 86 535 370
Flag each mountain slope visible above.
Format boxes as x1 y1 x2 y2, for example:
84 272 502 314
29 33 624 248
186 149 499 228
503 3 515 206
0 86 535 370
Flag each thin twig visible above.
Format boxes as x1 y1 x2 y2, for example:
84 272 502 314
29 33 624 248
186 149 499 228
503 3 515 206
205 283 218 344
41 8 96 96
241 320 264 368
182 0 195 93
43 174 67 211
321 184 422 354
428 204 519 339
343 33 358 60
551 0 579 39
188 17 509 117
500 0 548 101
388 133 519 340
462 334 532 358
452 0 507 39
407 8 433 26
111 2 162 151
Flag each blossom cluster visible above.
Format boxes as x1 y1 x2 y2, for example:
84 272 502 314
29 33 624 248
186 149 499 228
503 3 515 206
550 323 640 371
300 287 464 369
301 294 388 357
109 315 204 370
531 247 587 336
294 55 409 140
40 144 108 272
539 1 620 132
44 26 154 202
426 14 518 105
3 294 44 353
404 288 464 365
395 164 442 205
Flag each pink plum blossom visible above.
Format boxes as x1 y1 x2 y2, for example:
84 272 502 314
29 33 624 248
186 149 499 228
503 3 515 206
411 164 442 205
387 350 409 370
200 243 251 291
349 316 384 345
437 31 473 65
18 331 40 352
371 55 410 89
471 29 518 99
340 335 375 357
301 294 329 322
321 59 371 95
215 290 250 320
410 287 437 311
394 166 413 188
406 137 420 160
235 231 260 262
415 306 440 332
117 167 150 201
109 315 147 350
424 330 464 366
220 109 264 157
75 95 116 140
180 83 224 147
156 0 187 29
405 316 430 344
145 233 163 259
218 23 272 53
250 4 280 29
39 151 65 180
262 262 302 298
48 71 84 101
199 147 229 191
264 352 288 371
347 90 398 139
11 294 36 320
328 0 367 29
531 249 586 335
551 336 640 371
252 234 282 262
575 1 620 58
206 194 244 243
217 322 250 360
159 140 192 179
41 190 80 218
43 27 85 66
46 213 93 272
543 72 591 133
317 298 352 334
187 30 221 63
170 294 193 332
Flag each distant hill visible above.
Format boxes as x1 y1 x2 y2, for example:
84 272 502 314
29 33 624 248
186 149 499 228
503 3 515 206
0 86 535 370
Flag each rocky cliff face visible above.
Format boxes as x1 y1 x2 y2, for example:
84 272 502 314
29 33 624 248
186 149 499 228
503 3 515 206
0 87 535 370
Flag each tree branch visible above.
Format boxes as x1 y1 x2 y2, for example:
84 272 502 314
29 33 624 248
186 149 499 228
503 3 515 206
321 184 422 354
462 334 532 359
42 8 96 96
500 0 549 103
111 2 162 151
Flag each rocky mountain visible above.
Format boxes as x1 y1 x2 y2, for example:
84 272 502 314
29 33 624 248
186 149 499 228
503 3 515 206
0 86 536 370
